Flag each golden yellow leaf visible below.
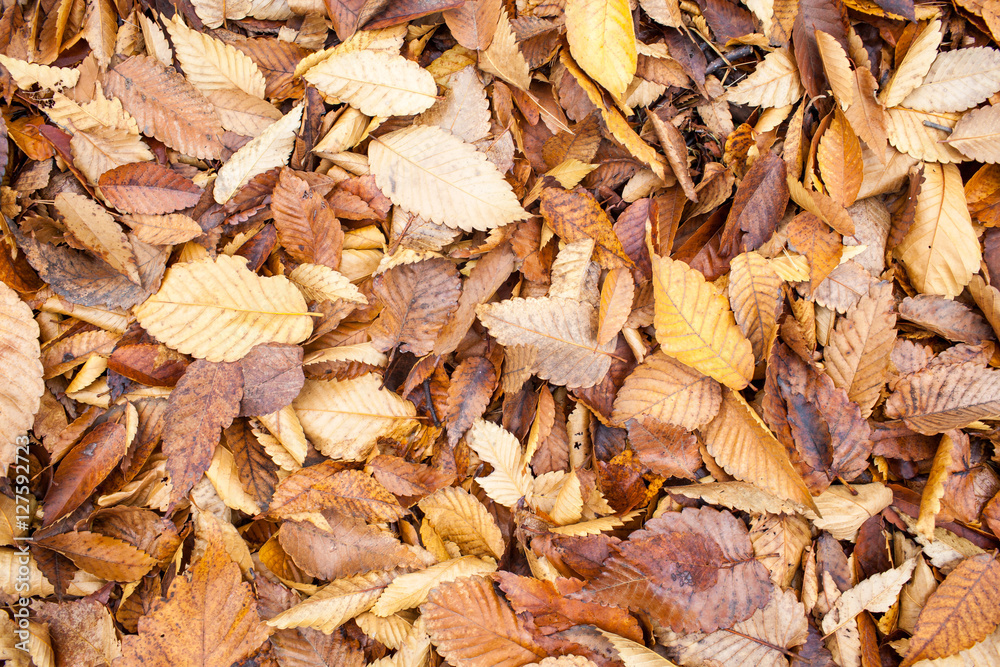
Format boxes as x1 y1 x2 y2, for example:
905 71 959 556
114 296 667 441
612 351 722 429
699 389 817 512
651 253 754 391
0 54 79 90
165 17 267 98
266 570 397 633
418 487 505 559
293 374 417 460
895 163 980 297
372 556 498 617
886 108 965 164
565 0 637 99
288 263 367 304
817 109 864 207
121 213 203 245
479 8 531 91
880 20 942 108
816 30 854 108
55 192 140 286
727 251 784 361
133 255 313 362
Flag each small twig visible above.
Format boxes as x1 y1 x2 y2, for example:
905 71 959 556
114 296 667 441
423 378 440 427
837 475 859 495
705 45 756 77
923 120 953 134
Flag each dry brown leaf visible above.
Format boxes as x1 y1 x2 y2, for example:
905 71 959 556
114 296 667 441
103 56 224 160
902 554 1000 666
421 575 547 667
370 258 461 357
885 361 1000 435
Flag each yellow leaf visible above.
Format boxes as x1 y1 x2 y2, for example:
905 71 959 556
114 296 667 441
368 125 529 231
727 252 783 361
565 0 637 99
305 50 438 117
699 389 817 512
206 445 260 516
726 48 804 108
214 104 302 203
464 419 533 509
165 17 267 98
133 255 313 361
266 570 397 633
651 253 754 390
902 47 1000 113
816 30 854 108
479 8 531 91
288 263 367 304
612 351 722 429
476 296 616 388
895 163 980 297
293 375 417 460
886 107 965 164
0 54 79 90
418 487 505 559
880 20 942 108
372 556 497 617
55 193 140 284
945 105 1000 163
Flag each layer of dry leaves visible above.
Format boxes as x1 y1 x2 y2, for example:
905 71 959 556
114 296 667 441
1 0 1000 663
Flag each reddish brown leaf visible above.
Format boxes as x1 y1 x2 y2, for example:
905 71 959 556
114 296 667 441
98 163 203 215
723 151 788 251
575 506 771 633
108 343 190 387
446 356 498 446
43 421 127 526
35 531 156 581
370 257 462 357
162 359 243 506
496 572 644 641
238 343 305 417
271 167 344 270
